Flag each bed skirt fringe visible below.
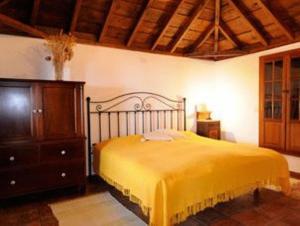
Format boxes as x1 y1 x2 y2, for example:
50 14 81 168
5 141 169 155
100 173 290 226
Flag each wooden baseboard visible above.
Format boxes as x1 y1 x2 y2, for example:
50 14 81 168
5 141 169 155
290 171 300 179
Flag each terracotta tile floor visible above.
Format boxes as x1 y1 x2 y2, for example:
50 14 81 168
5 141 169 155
0 178 300 226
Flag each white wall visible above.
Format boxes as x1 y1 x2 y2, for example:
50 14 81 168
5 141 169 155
0 34 216 132
213 42 300 173
0 34 299 172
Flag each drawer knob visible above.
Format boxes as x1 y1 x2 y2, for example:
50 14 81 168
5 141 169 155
10 180 16 186
9 156 15 161
61 172 66 178
61 150 66 155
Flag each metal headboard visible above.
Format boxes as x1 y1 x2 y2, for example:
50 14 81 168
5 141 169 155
86 92 186 176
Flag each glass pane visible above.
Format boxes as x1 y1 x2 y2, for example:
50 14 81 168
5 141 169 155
264 101 272 118
264 62 273 81
274 60 283 80
273 82 282 99
265 82 272 99
273 101 282 119
291 80 300 98
291 57 300 78
291 100 299 120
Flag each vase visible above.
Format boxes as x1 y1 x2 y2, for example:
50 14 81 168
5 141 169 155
54 62 64 80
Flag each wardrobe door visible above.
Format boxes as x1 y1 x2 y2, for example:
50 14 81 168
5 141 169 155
286 53 300 154
0 81 37 143
259 57 286 151
37 83 83 140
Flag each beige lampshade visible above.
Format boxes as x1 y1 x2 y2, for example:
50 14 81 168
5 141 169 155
196 104 211 120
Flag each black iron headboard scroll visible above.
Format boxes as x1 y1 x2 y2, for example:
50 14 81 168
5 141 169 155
86 92 186 176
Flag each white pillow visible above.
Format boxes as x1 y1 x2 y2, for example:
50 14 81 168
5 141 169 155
142 131 173 142
155 129 186 139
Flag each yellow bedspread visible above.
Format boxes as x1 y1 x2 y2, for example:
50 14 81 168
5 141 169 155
94 131 290 226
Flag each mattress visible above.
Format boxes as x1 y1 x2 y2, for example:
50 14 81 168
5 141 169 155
93 131 290 226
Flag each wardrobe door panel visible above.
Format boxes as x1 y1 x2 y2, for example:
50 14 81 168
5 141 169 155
259 57 286 151
0 82 37 142
286 54 300 154
38 83 82 140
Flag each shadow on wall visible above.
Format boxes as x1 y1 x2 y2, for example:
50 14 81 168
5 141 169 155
221 131 236 143
23 42 53 79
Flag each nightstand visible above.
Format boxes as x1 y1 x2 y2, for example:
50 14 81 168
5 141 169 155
197 120 221 140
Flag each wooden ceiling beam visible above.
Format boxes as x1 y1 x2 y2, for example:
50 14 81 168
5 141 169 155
214 0 220 53
189 23 214 52
219 20 242 48
30 0 40 26
0 13 47 38
187 49 248 58
151 0 185 51
70 0 82 33
127 0 154 47
169 0 210 53
256 0 294 41
227 0 268 46
0 0 11 8
99 0 117 43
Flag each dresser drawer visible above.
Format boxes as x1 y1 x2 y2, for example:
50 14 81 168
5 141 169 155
40 161 85 188
0 145 39 169
40 141 84 163
0 167 41 197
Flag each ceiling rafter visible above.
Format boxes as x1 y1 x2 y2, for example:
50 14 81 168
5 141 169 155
70 0 82 33
169 0 210 53
189 23 214 52
219 20 242 48
227 0 268 46
256 0 294 41
127 0 154 47
151 0 185 51
99 0 117 43
0 13 47 38
30 0 40 26
214 0 220 53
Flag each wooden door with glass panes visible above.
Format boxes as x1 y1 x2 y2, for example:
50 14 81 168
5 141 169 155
286 53 300 154
259 57 286 151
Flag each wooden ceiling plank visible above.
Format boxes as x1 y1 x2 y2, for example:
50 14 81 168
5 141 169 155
256 0 294 41
70 0 82 33
30 0 41 26
99 0 117 43
169 0 211 53
0 13 47 38
127 0 154 47
214 0 221 53
190 23 214 52
227 0 268 46
151 0 185 51
219 20 242 48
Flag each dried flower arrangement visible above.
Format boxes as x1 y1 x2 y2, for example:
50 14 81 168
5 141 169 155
45 31 76 80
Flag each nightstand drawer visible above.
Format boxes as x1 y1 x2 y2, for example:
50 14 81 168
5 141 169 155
40 141 84 163
0 145 39 169
197 120 221 140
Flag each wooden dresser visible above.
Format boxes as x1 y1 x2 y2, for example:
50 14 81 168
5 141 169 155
197 120 221 140
0 78 85 199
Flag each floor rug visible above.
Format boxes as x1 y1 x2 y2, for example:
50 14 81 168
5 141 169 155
50 192 146 226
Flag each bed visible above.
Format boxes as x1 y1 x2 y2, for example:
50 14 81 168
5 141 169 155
87 92 290 226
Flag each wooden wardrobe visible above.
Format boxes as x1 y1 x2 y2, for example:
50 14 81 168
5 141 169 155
259 49 300 156
0 78 85 199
